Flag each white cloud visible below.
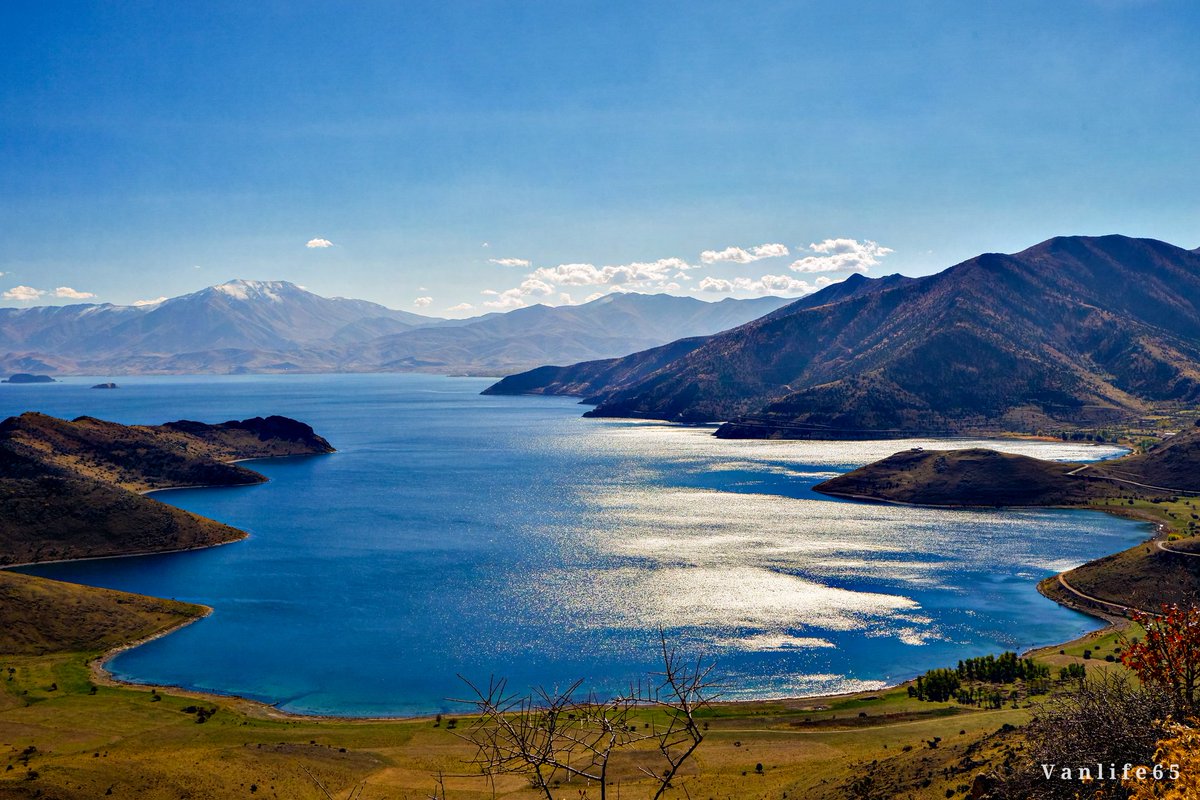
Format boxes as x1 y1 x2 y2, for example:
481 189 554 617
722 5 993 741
476 254 701 312
531 257 695 289
480 277 555 309
529 262 604 286
54 286 95 299
3 285 44 301
305 238 334 249
481 288 528 309
132 296 168 307
790 239 893 274
488 257 532 268
697 277 736 293
413 296 433 308
698 273 819 295
447 302 474 312
700 243 790 265
520 277 554 296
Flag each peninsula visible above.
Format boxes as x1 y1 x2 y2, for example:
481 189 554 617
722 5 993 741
0 412 334 565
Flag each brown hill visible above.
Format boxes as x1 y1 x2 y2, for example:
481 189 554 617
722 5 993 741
488 235 1200 438
812 448 1097 506
815 426 1200 507
0 413 333 565
1086 423 1200 492
482 336 710 399
0 569 204 655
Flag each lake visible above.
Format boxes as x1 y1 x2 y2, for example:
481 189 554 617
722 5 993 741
6 373 1148 716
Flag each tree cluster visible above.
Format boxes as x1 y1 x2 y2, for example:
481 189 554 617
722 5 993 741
956 652 1049 684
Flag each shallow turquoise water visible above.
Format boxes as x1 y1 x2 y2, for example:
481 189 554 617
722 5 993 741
5 374 1149 715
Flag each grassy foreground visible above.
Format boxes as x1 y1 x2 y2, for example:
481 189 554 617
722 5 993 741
0 569 1108 800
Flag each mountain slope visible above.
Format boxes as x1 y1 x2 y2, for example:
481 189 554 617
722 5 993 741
482 336 711 398
484 272 916 400
490 236 1200 437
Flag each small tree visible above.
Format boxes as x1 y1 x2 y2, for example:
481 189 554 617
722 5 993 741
1121 604 1200 707
456 632 718 800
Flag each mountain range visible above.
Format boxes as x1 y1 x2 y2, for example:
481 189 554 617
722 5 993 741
0 280 791 376
486 235 1200 437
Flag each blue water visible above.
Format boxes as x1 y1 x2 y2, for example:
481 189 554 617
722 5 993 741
4 374 1149 716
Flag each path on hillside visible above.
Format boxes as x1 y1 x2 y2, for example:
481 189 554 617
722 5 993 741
1056 573 1142 615
1065 459 1200 493
1157 540 1200 557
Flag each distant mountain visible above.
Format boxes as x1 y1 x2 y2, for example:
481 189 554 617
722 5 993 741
487 236 1200 437
0 280 794 376
340 293 793 374
0 279 432 362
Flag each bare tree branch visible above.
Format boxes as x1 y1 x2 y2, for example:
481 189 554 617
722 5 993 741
453 634 719 799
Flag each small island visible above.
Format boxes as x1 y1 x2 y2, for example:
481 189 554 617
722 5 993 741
91 382 119 389
2 373 56 384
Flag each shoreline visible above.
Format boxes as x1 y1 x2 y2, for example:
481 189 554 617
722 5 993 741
11 439 1153 724
2 451 339 568
77 542 1145 726
79 590 1130 725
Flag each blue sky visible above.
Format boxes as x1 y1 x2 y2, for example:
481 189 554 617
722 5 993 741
2 1 1197 315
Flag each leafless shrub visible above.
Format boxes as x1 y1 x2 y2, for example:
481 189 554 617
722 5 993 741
991 671 1177 799
455 632 718 800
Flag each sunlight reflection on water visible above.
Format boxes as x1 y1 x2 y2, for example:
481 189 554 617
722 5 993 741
5 376 1146 713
